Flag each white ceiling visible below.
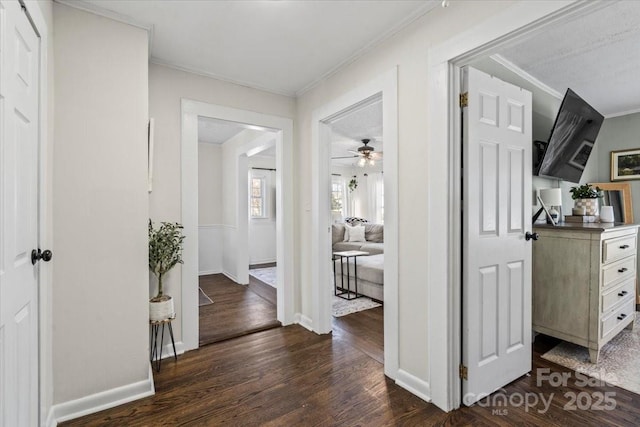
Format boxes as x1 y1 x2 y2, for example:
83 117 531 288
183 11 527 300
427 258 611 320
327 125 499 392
198 116 245 144
331 99 383 167
74 0 438 96
493 1 640 117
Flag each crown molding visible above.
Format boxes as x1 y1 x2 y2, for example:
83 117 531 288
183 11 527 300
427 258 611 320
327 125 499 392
54 0 154 56
295 1 439 97
489 54 563 100
605 107 640 120
149 58 296 98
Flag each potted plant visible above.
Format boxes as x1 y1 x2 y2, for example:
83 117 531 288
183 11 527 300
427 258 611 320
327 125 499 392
149 220 185 321
348 176 358 192
569 183 603 216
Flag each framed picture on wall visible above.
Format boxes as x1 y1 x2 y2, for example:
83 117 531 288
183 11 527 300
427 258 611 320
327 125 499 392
611 148 640 181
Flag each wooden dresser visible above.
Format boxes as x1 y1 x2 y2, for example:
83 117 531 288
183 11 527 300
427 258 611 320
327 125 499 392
533 223 638 363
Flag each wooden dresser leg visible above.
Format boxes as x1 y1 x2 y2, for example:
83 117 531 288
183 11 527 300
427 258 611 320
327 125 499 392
589 349 599 364
625 320 634 330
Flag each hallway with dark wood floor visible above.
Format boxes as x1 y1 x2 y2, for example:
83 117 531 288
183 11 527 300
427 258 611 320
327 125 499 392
63 304 640 426
199 273 280 346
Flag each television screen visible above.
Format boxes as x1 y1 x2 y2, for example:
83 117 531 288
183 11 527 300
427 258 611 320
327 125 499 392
534 89 604 183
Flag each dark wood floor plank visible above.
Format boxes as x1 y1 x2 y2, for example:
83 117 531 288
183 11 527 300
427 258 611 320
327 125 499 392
198 274 279 346
332 305 383 363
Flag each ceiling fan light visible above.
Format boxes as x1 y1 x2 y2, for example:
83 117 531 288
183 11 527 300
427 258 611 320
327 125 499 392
358 158 366 167
368 158 375 166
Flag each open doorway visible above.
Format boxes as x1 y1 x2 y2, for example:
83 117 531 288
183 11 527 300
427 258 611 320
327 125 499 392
311 69 399 379
457 0 640 406
423 0 638 411
329 97 385 362
196 117 280 345
181 99 295 353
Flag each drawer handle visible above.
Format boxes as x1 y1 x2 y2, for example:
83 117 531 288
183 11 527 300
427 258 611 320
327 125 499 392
618 268 628 273
618 313 628 320
618 290 629 297
619 244 630 249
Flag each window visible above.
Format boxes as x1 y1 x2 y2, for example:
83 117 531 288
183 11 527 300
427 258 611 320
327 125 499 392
251 177 266 218
331 176 345 217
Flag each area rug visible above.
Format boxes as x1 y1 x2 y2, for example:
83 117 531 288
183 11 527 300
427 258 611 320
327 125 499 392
541 313 640 394
249 267 276 288
198 287 213 306
332 295 381 317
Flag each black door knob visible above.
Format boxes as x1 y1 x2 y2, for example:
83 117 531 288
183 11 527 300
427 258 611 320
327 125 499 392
31 249 53 265
525 232 539 241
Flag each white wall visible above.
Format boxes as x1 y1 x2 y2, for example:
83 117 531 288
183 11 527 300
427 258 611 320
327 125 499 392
149 65 295 343
249 155 277 264
296 0 516 390
198 143 223 275
595 112 640 212
53 3 149 405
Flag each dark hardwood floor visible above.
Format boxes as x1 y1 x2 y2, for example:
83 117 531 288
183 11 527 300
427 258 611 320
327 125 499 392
63 304 640 426
332 306 383 364
61 318 640 426
199 274 280 346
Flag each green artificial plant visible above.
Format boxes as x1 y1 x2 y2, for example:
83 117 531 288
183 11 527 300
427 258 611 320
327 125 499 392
569 183 603 200
348 176 358 192
149 220 185 300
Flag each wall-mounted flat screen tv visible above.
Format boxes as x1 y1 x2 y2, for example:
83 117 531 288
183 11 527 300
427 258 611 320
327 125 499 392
534 88 604 183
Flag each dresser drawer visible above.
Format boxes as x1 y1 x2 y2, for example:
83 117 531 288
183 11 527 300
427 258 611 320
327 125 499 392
602 255 636 288
601 299 635 340
603 234 637 264
602 278 636 314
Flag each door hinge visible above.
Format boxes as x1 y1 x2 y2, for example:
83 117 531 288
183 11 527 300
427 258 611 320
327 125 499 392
459 364 468 380
459 92 468 108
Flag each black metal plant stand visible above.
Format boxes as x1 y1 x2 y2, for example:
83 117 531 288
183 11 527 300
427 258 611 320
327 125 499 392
149 316 177 372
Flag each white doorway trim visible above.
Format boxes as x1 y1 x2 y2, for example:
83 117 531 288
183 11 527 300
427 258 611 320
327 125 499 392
236 132 276 285
181 99 295 352
426 0 608 412
311 67 399 379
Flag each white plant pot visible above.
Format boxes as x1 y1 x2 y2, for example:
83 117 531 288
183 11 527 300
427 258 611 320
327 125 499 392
574 198 599 216
149 295 174 321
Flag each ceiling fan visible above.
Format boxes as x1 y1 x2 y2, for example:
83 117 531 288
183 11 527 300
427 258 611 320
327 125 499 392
332 139 383 167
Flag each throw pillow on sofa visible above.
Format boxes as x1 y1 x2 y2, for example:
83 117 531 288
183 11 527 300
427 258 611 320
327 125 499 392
346 224 366 242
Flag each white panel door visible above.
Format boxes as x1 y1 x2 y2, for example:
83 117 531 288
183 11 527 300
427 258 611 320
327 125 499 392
462 66 532 405
0 1 41 425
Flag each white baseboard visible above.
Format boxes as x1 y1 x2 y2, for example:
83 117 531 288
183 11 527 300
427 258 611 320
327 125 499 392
198 269 222 276
157 340 185 360
295 313 313 331
52 365 155 423
249 258 276 265
395 369 431 403
222 270 239 283
45 405 57 427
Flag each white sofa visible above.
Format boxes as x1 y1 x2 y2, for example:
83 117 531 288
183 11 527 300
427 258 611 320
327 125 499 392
331 223 384 255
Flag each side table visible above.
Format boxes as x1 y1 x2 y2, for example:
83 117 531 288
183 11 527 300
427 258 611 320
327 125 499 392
333 250 369 300
150 315 177 372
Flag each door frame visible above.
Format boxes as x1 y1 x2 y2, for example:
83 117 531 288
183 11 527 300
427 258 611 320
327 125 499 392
427 0 611 411
181 99 295 352
311 67 399 379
